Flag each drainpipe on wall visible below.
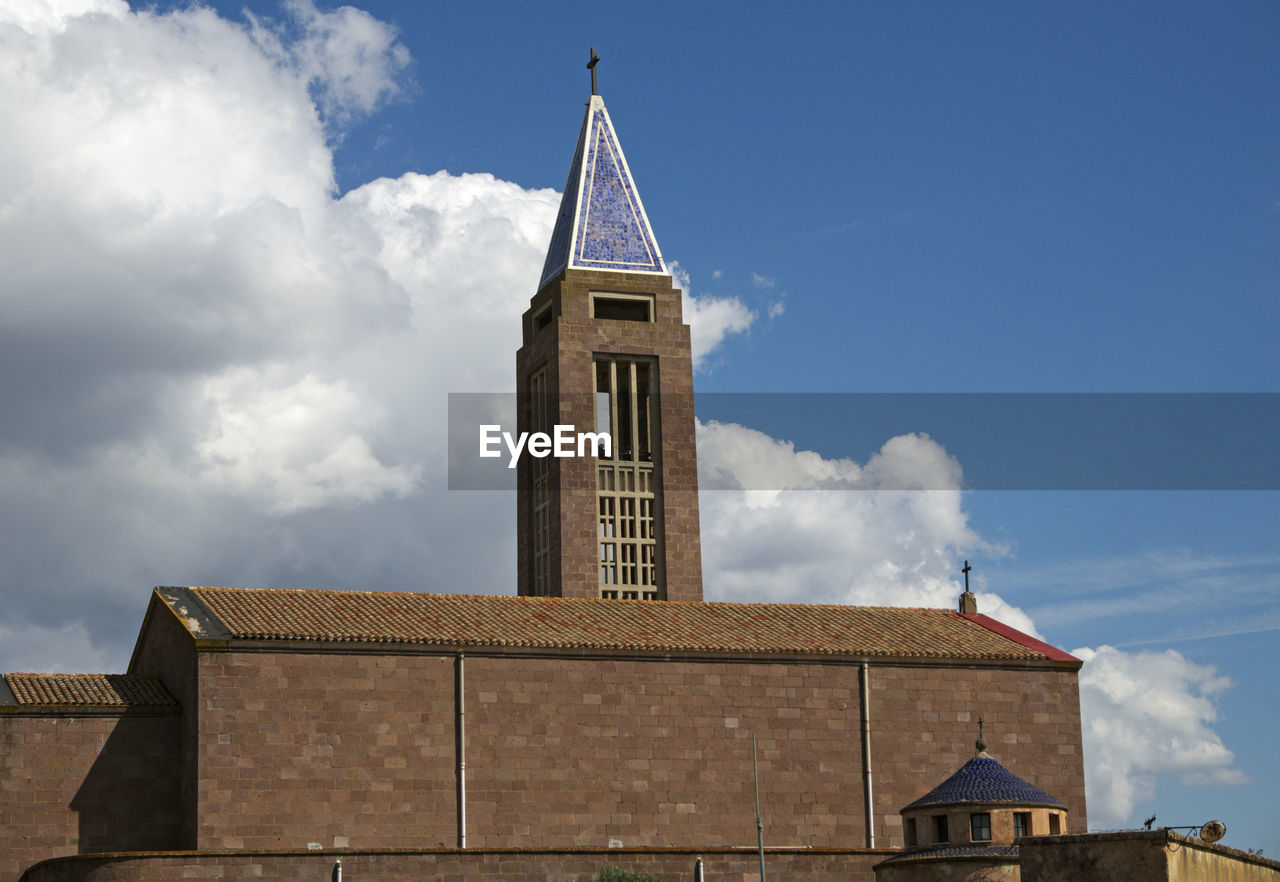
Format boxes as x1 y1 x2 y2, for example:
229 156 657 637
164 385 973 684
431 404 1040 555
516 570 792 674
860 661 875 848
456 652 466 849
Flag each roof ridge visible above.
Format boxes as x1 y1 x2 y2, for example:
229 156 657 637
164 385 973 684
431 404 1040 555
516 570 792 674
179 588 1065 662
190 585 972 614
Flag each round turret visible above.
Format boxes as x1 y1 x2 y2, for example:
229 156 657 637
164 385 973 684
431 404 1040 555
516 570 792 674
874 721 1069 882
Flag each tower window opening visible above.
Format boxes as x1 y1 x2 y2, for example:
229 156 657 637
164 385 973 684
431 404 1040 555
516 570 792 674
534 305 554 332
905 818 917 847
933 815 949 844
1049 813 1061 835
1013 812 1031 838
592 293 653 322
970 812 991 842
529 367 552 596
595 356 659 599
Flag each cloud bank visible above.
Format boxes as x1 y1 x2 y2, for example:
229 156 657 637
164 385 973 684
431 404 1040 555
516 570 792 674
0 0 753 660
0 0 1243 835
1075 645 1246 827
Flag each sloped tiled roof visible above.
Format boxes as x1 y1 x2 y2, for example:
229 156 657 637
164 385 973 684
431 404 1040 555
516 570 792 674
877 844 1020 865
177 587 1066 661
903 753 1066 810
3 673 175 707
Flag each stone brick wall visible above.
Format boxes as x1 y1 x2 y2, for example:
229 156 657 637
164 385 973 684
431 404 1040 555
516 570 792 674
173 645 1083 855
517 268 702 602
462 655 859 849
0 711 180 882
128 595 200 847
19 846 888 882
868 664 1086 845
190 650 456 851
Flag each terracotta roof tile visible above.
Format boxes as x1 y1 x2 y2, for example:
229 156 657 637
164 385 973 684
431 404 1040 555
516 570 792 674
186 587 1058 661
4 673 175 707
877 844 1021 865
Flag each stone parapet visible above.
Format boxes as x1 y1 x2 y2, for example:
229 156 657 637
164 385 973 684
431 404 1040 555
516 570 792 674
20 846 892 882
1020 830 1280 882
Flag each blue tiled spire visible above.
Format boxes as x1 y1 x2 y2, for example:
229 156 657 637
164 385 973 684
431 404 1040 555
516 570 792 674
538 95 666 290
902 753 1066 811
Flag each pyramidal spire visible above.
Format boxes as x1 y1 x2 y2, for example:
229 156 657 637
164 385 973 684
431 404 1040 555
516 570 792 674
538 94 667 290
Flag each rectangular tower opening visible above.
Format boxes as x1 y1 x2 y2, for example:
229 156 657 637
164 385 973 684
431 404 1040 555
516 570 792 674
594 356 659 600
592 293 653 322
534 305 554 332
530 367 552 596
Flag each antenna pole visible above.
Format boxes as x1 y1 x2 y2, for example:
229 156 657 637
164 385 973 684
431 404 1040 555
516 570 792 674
753 734 767 882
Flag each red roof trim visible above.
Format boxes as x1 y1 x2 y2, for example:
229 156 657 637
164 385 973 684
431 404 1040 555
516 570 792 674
960 613 1080 663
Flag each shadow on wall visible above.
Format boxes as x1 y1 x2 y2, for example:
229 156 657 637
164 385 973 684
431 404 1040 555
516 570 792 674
70 712 182 854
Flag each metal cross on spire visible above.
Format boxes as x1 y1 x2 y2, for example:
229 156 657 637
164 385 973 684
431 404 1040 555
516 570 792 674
962 560 972 592
587 47 601 95
976 715 986 753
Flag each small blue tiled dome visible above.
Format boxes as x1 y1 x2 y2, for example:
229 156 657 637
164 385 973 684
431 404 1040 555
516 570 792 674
902 753 1066 811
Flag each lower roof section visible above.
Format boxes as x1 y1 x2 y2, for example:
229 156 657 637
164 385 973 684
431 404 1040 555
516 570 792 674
875 843 1020 866
0 673 175 711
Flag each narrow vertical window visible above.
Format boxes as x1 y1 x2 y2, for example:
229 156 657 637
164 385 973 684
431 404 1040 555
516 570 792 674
530 367 552 595
1049 813 1061 835
933 815 949 844
533 304 553 333
905 818 917 847
595 356 659 599
970 812 991 842
1013 812 1031 838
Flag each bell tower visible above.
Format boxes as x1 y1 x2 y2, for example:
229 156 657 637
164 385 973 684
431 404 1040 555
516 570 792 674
516 78 702 602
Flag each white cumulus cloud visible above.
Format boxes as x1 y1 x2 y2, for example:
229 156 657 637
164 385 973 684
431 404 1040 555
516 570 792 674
248 0 411 125
670 263 755 369
1074 645 1246 828
695 420 1033 628
197 369 421 513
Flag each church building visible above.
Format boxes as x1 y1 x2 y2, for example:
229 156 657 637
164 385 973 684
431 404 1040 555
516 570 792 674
1 66 1087 882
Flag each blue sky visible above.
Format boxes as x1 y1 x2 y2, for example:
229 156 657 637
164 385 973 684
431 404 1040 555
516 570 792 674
1 0 1276 856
